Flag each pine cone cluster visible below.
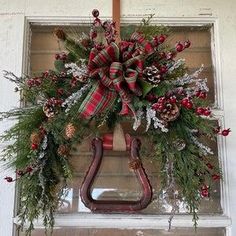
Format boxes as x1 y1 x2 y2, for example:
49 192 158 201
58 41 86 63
143 65 162 85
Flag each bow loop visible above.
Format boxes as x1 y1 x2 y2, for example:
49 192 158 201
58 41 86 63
79 35 151 119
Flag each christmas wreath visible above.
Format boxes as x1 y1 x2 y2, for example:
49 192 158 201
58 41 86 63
0 9 230 235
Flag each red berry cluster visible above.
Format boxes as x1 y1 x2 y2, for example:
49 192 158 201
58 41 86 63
26 77 42 88
16 166 33 176
152 34 167 46
55 52 67 61
200 184 209 198
212 174 220 181
4 166 34 183
152 96 177 112
90 9 117 45
195 107 211 116
206 163 221 181
46 97 63 107
213 127 231 136
175 40 191 52
195 90 207 99
181 97 193 109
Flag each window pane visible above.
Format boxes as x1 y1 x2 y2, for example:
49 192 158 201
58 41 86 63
29 25 221 215
57 127 221 214
19 227 225 236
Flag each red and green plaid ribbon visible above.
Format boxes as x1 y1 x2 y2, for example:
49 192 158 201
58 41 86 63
79 33 154 119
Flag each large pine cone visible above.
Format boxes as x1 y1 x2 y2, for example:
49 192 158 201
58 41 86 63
160 103 180 122
143 65 162 85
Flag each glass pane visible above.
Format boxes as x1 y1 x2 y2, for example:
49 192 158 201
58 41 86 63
19 227 225 236
31 25 215 103
56 127 221 214
167 26 214 104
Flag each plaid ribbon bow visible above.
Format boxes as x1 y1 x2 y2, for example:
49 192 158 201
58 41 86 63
78 32 154 119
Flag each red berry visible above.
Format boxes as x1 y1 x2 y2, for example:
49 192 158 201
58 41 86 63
26 79 33 87
206 163 213 169
203 109 211 116
152 103 164 111
160 65 168 74
186 101 193 109
90 30 97 39
152 36 159 46
195 90 201 97
212 174 220 181
184 40 191 48
26 166 33 173
158 97 166 103
4 177 13 182
55 54 60 60
201 189 209 198
61 53 67 61
34 78 42 86
221 128 231 136
169 96 177 104
175 42 184 52
92 9 99 18
151 103 159 110
196 107 204 115
158 35 166 44
31 143 38 150
199 92 207 99
181 98 189 107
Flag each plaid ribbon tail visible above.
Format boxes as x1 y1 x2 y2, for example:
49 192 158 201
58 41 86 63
78 82 117 119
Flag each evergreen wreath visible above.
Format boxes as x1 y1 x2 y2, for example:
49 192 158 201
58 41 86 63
0 10 231 235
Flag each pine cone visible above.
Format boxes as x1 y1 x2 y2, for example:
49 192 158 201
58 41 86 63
173 139 186 151
129 159 142 170
65 123 76 139
160 103 180 122
30 132 42 145
54 28 66 41
81 38 90 47
57 145 70 157
43 105 55 118
143 65 162 85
